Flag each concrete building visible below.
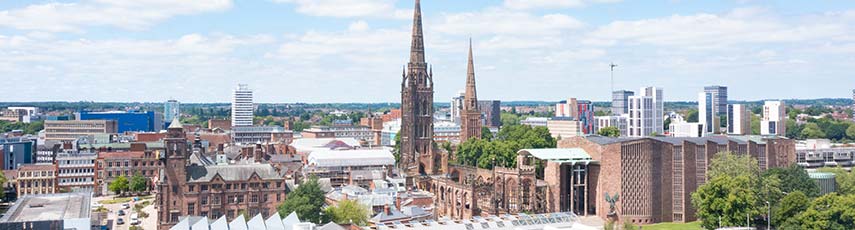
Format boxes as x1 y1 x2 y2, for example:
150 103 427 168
761 101 786 136
795 139 855 170
727 104 751 135
78 110 162 132
56 152 96 193
698 91 719 135
16 163 57 197
669 122 703 137
478 100 501 128
231 126 293 144
578 100 595 134
303 125 375 144
165 99 180 128
555 98 578 118
547 117 582 139
0 136 36 170
704 85 728 117
556 135 795 224
3 107 40 123
304 148 395 188
44 120 118 142
595 115 628 136
0 193 92 230
450 91 464 124
627 87 664 137
611 90 634 115
520 117 548 127
231 84 254 127
434 120 462 143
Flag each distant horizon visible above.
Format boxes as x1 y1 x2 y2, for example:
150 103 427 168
0 97 851 105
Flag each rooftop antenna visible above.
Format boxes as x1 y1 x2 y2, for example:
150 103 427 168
610 62 618 94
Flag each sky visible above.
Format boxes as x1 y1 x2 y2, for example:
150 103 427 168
0 0 853 103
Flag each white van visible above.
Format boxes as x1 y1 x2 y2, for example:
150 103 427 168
130 213 140 225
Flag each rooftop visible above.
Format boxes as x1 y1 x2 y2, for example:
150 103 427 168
308 149 395 167
0 192 91 223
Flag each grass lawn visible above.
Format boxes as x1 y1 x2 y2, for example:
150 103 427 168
100 197 133 204
642 221 703 230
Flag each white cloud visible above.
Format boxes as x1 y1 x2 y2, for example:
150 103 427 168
586 8 849 49
0 0 232 32
504 0 621 10
348 21 370 32
434 8 584 36
272 0 407 19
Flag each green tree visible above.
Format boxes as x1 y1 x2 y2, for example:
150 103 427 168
692 152 763 230
664 117 672 132
794 193 855 230
0 172 6 200
392 130 401 163
324 199 370 226
751 114 761 135
278 177 328 224
500 112 521 126
847 124 855 140
772 191 809 227
692 175 760 230
801 123 826 139
686 109 699 122
762 164 820 197
481 127 493 141
598 126 621 137
109 176 129 195
129 174 147 192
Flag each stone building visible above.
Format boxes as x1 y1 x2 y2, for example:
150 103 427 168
16 163 57 197
399 0 444 177
459 40 481 142
156 119 288 230
554 135 795 224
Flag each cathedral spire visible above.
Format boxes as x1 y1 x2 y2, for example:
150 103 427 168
409 0 425 65
465 38 477 109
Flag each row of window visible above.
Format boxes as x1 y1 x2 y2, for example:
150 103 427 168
19 170 54 178
188 181 283 192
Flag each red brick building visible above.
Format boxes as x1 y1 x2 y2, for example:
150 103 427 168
552 136 795 224
95 151 160 195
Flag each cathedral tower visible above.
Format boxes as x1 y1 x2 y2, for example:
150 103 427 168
400 0 438 176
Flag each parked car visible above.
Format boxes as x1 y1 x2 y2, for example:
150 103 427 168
130 213 139 225
117 210 125 216
117 218 124 225
122 203 130 209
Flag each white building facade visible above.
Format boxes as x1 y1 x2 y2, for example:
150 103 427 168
727 104 751 135
231 84 254 127
761 100 786 136
627 86 664 137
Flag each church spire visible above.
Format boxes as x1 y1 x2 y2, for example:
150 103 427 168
464 38 477 110
409 0 425 65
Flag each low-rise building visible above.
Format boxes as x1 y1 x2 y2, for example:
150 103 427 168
304 149 395 188
546 117 581 139
56 152 97 193
0 136 37 170
796 139 855 169
520 117 548 127
595 115 628 136
95 151 160 195
669 122 704 137
0 192 92 230
16 163 57 197
44 120 117 142
232 126 293 144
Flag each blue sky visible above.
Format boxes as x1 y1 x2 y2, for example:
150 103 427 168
0 0 853 103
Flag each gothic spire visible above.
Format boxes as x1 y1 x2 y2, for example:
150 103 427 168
464 38 477 110
409 0 425 65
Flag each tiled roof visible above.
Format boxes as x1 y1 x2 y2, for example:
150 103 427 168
186 164 283 183
98 151 145 159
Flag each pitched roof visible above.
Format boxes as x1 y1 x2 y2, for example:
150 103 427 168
186 164 282 183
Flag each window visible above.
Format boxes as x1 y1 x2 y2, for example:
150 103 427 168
212 196 220 205
251 194 258 203
227 195 235 204
276 193 281 202
201 185 208 192
187 203 195 215
241 183 247 189
188 185 195 192
262 194 268 202
201 197 208 205
237 195 244 204
226 184 232 190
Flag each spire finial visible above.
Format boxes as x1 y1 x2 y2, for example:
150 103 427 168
409 0 425 64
